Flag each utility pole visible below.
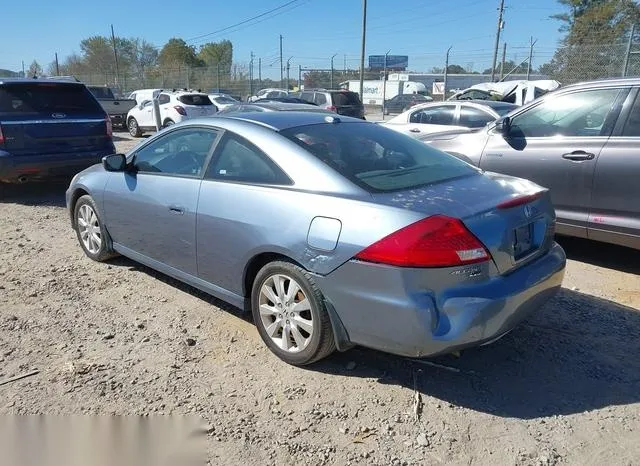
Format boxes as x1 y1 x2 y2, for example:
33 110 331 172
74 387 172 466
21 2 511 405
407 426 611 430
382 50 390 116
359 0 368 102
330 53 337 88
110 24 120 87
298 65 302 90
500 42 507 80
286 57 293 90
527 37 537 80
279 34 284 87
21 61 25 77
55 53 60 76
443 46 452 102
258 58 262 86
216 63 220 91
250 51 255 96
344 54 347 73
490 0 505 82
623 24 637 77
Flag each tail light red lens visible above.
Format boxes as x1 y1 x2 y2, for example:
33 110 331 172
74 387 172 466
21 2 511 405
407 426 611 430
497 192 543 209
104 115 112 138
174 106 187 116
355 215 490 268
327 105 337 112
0 123 4 146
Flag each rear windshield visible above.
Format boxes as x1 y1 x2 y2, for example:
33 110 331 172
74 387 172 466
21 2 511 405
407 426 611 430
88 87 113 99
331 91 361 106
214 96 236 104
0 83 103 115
178 94 213 106
281 122 477 192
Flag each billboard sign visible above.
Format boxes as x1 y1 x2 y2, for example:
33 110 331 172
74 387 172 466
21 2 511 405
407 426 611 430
369 55 408 71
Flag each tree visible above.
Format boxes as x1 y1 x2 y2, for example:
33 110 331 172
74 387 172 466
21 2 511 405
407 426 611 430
482 60 529 75
158 38 201 69
538 0 640 83
198 40 233 75
118 38 158 84
446 64 466 74
80 36 117 74
27 60 43 77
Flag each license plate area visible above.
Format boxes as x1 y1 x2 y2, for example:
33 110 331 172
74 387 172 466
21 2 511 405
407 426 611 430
513 223 535 260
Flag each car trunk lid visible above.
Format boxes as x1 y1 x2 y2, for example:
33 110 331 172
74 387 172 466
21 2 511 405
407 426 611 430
371 172 556 275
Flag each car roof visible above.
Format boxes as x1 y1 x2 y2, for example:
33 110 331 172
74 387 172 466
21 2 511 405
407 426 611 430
214 111 363 131
243 102 328 111
559 77 640 90
0 77 85 85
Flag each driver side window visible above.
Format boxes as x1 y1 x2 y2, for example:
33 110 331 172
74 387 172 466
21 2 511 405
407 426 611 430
510 88 622 138
133 128 218 177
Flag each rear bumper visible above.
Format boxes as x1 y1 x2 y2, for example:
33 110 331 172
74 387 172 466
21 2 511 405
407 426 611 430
316 243 566 358
0 145 115 183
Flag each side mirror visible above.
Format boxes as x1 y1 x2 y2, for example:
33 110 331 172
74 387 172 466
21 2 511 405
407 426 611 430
494 116 511 135
103 153 127 172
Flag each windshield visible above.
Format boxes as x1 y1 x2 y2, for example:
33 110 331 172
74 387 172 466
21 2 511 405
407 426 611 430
0 83 103 115
280 122 477 192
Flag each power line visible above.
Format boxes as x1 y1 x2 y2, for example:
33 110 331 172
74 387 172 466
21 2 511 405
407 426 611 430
184 0 306 44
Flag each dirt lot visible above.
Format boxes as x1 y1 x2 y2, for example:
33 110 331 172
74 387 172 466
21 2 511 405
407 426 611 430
1 132 639 465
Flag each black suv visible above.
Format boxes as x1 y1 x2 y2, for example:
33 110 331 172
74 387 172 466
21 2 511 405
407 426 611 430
294 89 365 119
0 78 115 184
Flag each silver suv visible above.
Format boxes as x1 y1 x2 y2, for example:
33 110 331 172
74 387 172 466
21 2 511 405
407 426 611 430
423 77 640 250
295 89 365 119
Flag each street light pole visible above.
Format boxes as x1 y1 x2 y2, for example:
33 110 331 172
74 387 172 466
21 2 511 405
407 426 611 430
382 50 390 118
286 57 293 91
359 0 367 102
330 53 337 88
443 46 452 102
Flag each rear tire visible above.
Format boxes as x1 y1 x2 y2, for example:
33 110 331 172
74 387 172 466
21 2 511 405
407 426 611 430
74 195 117 262
251 261 335 365
128 118 142 137
163 119 175 128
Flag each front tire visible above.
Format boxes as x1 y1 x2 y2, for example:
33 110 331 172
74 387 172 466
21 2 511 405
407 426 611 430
251 261 335 365
128 118 142 137
163 119 175 128
74 195 117 262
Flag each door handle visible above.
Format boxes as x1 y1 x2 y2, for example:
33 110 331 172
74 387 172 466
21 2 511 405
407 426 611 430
409 128 421 133
562 150 595 161
168 205 185 215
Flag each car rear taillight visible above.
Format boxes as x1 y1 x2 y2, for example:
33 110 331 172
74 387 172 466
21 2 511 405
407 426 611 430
0 123 4 146
497 192 543 209
174 106 187 116
355 215 490 268
104 115 112 138
327 105 337 112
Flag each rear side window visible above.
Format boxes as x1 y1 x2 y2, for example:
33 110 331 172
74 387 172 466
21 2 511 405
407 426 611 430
300 92 314 103
314 93 327 105
281 122 477 192
0 83 103 115
158 94 170 104
331 91 361 106
178 94 213 106
409 106 455 125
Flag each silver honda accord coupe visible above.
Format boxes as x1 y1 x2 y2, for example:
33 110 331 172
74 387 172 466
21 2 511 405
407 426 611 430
66 112 566 365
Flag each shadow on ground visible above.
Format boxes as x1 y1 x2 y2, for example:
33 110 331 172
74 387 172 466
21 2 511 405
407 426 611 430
106 254 640 420
0 181 69 207
557 236 640 275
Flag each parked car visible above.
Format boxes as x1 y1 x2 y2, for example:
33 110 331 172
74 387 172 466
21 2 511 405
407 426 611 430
87 85 136 130
217 102 331 114
208 89 243 102
422 77 640 250
126 90 216 137
381 100 517 138
294 89 366 119
254 97 317 105
66 111 565 365
383 93 432 115
248 88 289 102
0 78 115 184
127 88 162 105
208 94 239 111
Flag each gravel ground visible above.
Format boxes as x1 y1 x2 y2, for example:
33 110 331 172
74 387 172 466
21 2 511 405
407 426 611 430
1 132 639 465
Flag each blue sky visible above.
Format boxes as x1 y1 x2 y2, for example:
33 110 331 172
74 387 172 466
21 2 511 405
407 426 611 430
2 0 565 77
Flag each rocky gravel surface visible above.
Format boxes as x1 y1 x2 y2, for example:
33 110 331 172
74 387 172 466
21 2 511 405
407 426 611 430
0 131 639 465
